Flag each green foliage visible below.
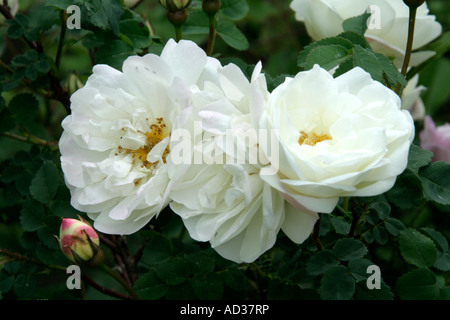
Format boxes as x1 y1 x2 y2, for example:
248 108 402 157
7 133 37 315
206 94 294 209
0 0 449 302
297 13 407 89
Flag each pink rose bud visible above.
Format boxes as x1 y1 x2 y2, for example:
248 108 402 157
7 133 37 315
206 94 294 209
420 116 450 163
58 217 103 265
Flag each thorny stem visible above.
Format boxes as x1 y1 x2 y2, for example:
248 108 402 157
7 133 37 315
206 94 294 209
81 272 134 300
395 6 418 95
1 131 59 150
99 263 141 300
0 248 66 271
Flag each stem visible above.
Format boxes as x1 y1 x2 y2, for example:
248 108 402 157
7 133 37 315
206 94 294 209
81 273 133 300
175 25 182 42
395 6 418 95
348 209 360 238
55 11 67 70
100 263 140 300
0 248 66 271
206 15 218 56
342 197 350 213
1 131 59 150
313 213 323 250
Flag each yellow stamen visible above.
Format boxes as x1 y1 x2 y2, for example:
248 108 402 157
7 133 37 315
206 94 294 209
118 118 170 170
298 131 332 146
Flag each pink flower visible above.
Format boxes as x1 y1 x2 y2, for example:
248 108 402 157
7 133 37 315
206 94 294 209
420 116 450 163
58 217 103 265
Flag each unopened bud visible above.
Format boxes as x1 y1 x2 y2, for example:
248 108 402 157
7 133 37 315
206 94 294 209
58 217 103 266
403 0 426 8
202 0 221 17
159 0 192 11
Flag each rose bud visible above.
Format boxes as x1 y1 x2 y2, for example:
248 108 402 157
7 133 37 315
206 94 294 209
403 0 426 9
58 217 104 266
158 0 192 11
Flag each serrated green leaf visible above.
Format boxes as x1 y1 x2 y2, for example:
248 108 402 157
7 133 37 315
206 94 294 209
304 44 350 71
399 228 438 268
434 253 450 272
141 232 173 266
85 0 124 36
182 10 209 35
298 36 354 69
165 281 195 299
352 45 383 84
191 272 223 300
374 52 406 87
386 169 424 209
153 258 190 286
419 161 450 205
330 216 351 235
421 227 449 252
20 199 45 232
133 271 168 300
95 39 135 70
8 93 39 128
319 266 355 300
6 13 29 39
119 19 151 49
355 282 394 300
45 0 76 10
342 12 371 35
29 160 60 204
368 201 391 220
306 250 339 276
332 238 368 261
220 0 249 21
407 143 433 173
396 268 440 300
220 268 248 291
373 226 389 245
13 274 36 298
217 19 249 51
347 259 373 282
338 31 369 48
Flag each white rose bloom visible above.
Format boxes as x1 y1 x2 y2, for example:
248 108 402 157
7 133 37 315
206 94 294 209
59 39 217 235
290 0 442 67
169 62 319 263
259 65 415 214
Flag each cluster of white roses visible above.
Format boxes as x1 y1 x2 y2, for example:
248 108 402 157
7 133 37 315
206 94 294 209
59 0 441 263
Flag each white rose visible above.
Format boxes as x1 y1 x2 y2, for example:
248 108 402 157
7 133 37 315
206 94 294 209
259 65 415 214
290 0 442 67
169 63 318 263
59 39 216 235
